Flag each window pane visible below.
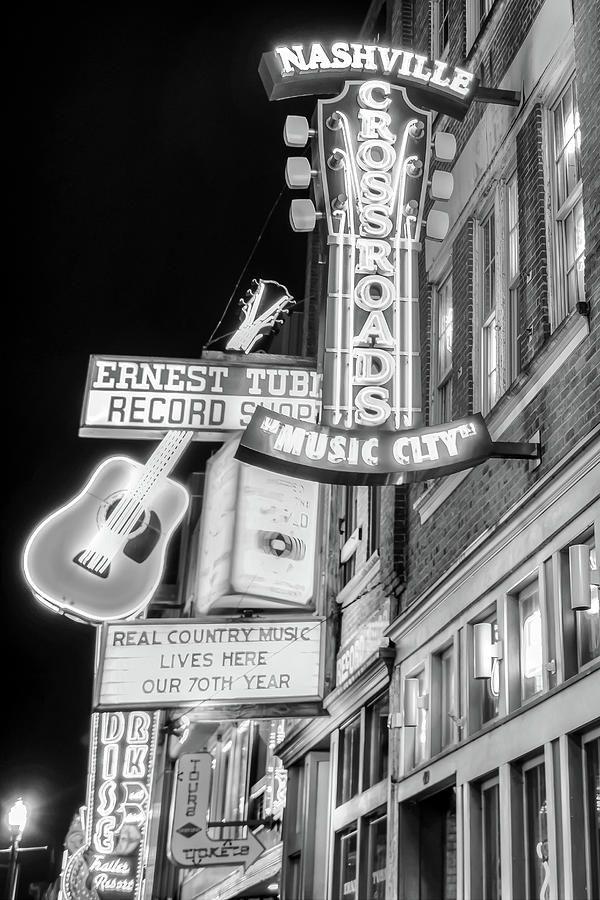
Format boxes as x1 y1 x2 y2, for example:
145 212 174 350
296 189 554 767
367 695 389 786
584 737 600 896
519 584 543 701
435 273 453 423
338 716 361 804
482 782 501 900
441 646 456 749
366 813 387 900
414 671 428 766
524 764 548 900
577 547 600 666
337 828 358 900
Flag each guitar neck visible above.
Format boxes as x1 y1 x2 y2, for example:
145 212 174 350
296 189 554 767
132 429 195 503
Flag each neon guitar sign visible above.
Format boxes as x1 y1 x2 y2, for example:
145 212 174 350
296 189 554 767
23 429 192 623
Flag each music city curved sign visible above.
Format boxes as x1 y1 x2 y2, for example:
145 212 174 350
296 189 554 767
236 408 539 485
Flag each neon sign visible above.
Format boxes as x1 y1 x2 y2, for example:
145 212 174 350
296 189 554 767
84 711 158 900
237 47 540 484
259 42 478 117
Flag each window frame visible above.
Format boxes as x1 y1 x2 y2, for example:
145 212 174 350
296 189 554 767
548 73 585 328
430 0 450 61
466 0 495 53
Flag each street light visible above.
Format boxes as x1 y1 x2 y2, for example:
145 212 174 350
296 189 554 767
7 798 27 900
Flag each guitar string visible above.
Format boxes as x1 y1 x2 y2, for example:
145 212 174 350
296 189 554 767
80 430 193 570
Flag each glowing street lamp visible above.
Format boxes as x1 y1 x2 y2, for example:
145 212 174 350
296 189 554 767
7 798 27 900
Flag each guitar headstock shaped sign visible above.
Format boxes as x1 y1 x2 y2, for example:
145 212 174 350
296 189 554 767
236 48 541 483
226 278 296 354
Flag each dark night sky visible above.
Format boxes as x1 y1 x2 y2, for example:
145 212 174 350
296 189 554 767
2 2 368 892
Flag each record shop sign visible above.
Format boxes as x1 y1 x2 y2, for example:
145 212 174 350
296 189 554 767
94 618 325 710
79 353 321 441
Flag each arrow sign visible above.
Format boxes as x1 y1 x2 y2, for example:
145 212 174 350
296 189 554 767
167 751 265 870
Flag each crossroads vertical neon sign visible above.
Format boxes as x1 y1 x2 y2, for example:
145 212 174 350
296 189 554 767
318 79 428 431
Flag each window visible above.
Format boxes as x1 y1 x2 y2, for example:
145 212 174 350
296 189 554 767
576 542 600 668
518 582 544 702
440 645 456 750
551 77 585 325
432 643 458 753
482 777 501 900
472 617 500 728
340 486 358 585
365 694 389 787
506 170 522 381
414 670 429 767
466 0 495 51
583 733 600 897
431 0 449 59
336 826 358 900
365 813 387 899
367 486 381 558
432 271 453 423
523 760 548 900
338 715 361 804
480 209 498 414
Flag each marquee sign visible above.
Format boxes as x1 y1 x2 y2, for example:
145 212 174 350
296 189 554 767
94 617 325 710
259 41 478 118
62 710 159 900
79 353 321 440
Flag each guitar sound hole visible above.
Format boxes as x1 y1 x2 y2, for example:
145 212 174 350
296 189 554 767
98 492 150 539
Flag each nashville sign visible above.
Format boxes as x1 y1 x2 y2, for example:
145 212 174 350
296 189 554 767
236 408 539 484
259 41 478 118
80 352 321 440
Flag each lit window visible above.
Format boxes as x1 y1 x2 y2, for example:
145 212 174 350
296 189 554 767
414 670 428 767
432 271 453 424
551 77 585 325
518 583 544 702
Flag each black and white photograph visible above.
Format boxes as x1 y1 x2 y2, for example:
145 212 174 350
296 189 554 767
2 0 598 898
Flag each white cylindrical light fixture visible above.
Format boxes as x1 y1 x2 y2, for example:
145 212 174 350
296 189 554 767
569 545 592 610
403 678 420 727
474 622 493 678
